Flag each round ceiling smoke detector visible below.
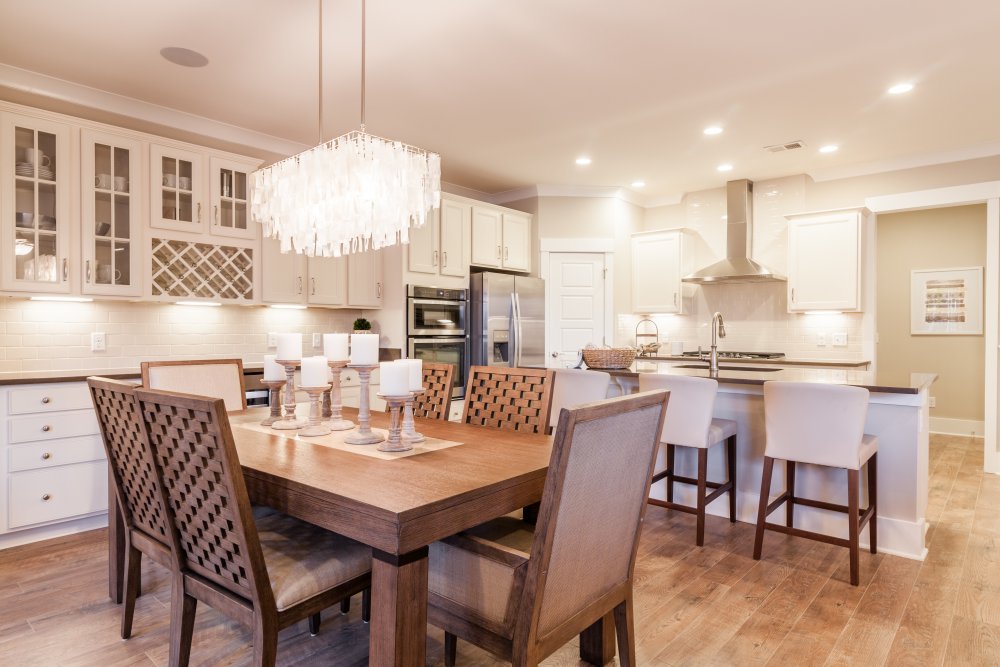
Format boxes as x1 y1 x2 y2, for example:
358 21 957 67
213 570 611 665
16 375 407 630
160 47 209 68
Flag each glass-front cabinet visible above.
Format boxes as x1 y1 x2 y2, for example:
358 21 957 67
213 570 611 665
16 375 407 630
0 113 71 293
209 157 254 240
81 129 142 296
150 143 204 234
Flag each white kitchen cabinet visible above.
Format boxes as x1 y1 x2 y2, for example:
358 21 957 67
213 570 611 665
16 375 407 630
470 203 533 272
1 112 72 294
631 229 684 313
408 195 470 279
150 143 205 234
347 248 384 308
786 209 865 312
208 156 255 240
261 237 351 307
80 129 143 297
308 254 347 306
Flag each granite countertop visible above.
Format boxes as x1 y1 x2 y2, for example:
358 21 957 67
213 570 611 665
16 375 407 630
635 354 871 368
609 360 936 394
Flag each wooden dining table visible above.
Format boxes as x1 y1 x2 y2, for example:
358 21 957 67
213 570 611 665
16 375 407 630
106 407 618 666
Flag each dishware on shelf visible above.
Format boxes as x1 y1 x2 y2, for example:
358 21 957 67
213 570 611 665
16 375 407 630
321 359 355 431
114 176 128 192
96 264 122 283
22 258 34 281
377 393 412 452
178 176 191 190
95 221 111 236
344 364 384 445
24 148 50 168
15 211 33 228
37 215 57 231
95 173 112 189
162 173 177 187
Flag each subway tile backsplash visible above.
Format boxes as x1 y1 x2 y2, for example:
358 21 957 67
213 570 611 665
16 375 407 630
0 298 365 373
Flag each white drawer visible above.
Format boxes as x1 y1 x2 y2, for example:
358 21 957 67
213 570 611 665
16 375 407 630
8 460 109 529
8 383 93 415
9 435 106 472
8 410 100 444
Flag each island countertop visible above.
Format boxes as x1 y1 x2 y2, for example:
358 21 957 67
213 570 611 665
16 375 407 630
606 360 936 394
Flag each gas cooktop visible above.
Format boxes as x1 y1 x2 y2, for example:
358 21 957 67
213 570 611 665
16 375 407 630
680 351 785 360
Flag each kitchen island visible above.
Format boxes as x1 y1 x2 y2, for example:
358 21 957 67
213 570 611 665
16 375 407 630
609 361 935 560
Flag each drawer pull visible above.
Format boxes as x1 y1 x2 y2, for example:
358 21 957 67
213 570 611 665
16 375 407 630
41 397 51 404
41 452 51 460
41 425 51 432
41 494 51 501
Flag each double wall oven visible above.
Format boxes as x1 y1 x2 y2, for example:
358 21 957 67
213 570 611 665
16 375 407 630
406 285 469 398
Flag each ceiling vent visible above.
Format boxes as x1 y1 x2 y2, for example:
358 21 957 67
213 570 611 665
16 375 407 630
764 140 805 153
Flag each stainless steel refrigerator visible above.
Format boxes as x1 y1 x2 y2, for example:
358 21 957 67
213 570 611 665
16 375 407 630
470 272 545 368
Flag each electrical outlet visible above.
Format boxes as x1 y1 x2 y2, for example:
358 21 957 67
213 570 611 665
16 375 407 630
832 332 848 347
816 333 827 347
929 396 937 408
267 332 278 348
91 331 106 352
312 333 322 348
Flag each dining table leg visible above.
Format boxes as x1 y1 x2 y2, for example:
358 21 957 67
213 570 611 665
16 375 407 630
579 612 616 664
108 472 125 603
370 547 429 666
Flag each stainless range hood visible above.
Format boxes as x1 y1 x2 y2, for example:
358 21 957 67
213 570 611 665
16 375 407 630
682 179 785 284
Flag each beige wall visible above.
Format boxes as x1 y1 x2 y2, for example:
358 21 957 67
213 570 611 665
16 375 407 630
877 205 986 422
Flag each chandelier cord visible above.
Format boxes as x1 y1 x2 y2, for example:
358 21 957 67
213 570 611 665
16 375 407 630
318 0 323 143
360 0 366 132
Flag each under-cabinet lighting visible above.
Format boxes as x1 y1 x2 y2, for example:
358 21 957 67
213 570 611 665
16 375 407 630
269 304 308 310
175 301 221 307
29 296 93 303
804 310 843 315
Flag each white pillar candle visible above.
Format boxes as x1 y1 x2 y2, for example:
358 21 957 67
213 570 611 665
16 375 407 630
380 361 409 396
263 355 284 381
400 358 423 391
324 333 349 361
276 333 302 361
301 356 329 387
350 333 378 365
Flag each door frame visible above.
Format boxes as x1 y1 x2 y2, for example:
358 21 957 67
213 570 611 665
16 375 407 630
540 238 615 365
867 181 1000 475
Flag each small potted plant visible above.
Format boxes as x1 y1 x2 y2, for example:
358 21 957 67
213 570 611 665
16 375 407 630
353 317 372 334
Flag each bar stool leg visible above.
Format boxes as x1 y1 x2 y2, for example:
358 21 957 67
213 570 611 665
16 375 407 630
786 460 796 528
696 448 708 547
727 435 737 523
753 456 775 560
868 453 878 554
666 443 676 503
847 468 860 586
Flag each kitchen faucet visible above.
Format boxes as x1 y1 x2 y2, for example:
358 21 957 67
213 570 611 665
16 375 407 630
699 312 726 373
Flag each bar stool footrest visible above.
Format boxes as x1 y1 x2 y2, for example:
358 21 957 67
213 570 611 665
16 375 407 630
763 522 851 549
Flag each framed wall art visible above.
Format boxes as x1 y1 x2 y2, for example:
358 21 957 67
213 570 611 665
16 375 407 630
910 266 983 335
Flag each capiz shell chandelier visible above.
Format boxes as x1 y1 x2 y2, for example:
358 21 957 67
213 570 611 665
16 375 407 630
251 0 441 257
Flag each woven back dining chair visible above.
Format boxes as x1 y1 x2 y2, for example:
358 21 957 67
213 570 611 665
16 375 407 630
413 361 456 421
462 366 555 434
141 358 247 413
429 390 669 666
88 376 174 640
134 386 372 667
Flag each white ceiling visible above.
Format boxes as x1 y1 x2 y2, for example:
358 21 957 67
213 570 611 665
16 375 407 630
1 0 999 204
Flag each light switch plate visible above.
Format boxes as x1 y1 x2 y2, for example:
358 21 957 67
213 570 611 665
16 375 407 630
312 333 322 348
267 332 278 348
832 332 848 347
817 333 827 347
91 331 106 352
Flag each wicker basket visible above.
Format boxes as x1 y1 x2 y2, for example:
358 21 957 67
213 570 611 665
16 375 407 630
582 347 636 369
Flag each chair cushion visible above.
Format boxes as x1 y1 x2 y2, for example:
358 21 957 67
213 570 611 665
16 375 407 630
255 511 371 612
707 418 737 446
859 434 878 467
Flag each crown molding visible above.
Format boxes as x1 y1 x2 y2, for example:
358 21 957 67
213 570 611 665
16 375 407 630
490 184 654 207
0 64 308 158
441 181 497 201
808 141 1000 183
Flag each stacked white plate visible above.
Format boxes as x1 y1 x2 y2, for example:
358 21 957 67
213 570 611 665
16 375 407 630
15 162 54 180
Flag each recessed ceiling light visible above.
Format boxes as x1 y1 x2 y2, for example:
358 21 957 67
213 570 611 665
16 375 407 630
575 157 592 166
716 163 733 172
160 47 209 68
703 126 723 136
888 82 914 95
819 144 839 153
631 181 645 188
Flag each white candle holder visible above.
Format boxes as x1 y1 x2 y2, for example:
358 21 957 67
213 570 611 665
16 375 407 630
377 394 412 452
260 379 286 427
272 360 307 430
344 364 384 445
401 388 426 444
299 385 333 437
321 359 355 431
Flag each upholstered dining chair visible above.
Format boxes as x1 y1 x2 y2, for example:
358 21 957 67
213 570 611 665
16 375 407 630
428 390 669 666
463 366 555 434
140 358 247 412
134 386 373 667
547 368 612 434
88 376 175 640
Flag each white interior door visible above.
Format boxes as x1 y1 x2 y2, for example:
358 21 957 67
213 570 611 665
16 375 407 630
546 252 606 367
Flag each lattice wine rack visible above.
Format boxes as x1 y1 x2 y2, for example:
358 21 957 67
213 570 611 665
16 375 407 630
150 238 254 301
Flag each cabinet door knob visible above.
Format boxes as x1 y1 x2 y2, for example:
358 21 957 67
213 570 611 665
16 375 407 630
41 425 51 432
376 282 382 298
41 396 51 404
41 452 51 460
41 494 51 501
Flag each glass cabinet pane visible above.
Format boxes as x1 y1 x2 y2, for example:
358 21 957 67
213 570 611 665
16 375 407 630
11 123 63 286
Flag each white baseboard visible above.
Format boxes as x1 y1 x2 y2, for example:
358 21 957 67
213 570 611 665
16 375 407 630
929 416 985 437
0 513 108 550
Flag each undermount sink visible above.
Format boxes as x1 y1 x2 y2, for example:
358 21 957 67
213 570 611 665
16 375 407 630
675 364 782 373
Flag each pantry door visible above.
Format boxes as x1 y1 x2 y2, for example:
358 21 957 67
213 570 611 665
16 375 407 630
545 252 608 368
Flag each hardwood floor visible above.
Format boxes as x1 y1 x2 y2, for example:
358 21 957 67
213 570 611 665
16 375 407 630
1 433 997 666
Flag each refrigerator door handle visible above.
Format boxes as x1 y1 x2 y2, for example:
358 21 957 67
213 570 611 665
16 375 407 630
509 292 518 367
514 292 524 367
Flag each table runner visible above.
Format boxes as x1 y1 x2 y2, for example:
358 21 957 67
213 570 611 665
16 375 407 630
235 421 464 460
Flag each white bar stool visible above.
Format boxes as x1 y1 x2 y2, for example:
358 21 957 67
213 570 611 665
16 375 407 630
638 374 737 546
548 368 613 434
753 381 878 586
